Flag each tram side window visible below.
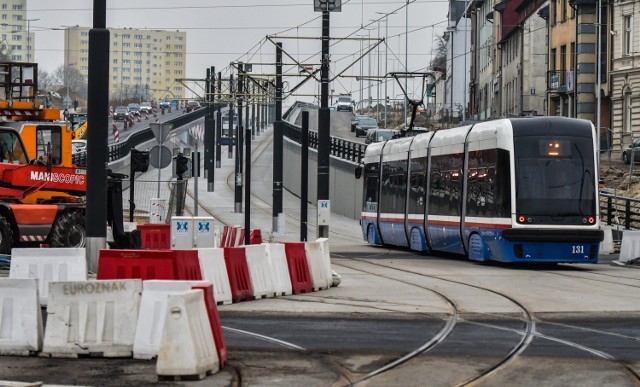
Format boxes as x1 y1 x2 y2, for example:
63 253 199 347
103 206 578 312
392 159 408 214
495 149 511 217
429 155 447 215
448 153 462 216
363 163 380 212
408 157 427 214
380 162 393 214
465 148 511 218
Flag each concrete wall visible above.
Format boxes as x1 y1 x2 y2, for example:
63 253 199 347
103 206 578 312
283 137 363 220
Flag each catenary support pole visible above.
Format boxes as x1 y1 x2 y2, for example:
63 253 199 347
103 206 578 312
244 127 251 245
273 42 283 232
86 0 109 272
207 66 215 191
301 111 309 242
235 64 244 213
317 10 331 238
216 71 222 168
228 74 234 159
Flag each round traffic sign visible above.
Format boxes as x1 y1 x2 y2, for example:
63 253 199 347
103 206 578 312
149 145 172 169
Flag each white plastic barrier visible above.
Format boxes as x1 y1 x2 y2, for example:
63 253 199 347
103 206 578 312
263 243 292 296
9 248 87 306
172 216 194 249
600 225 615 255
197 248 232 305
317 238 334 288
619 230 640 263
42 279 142 358
193 217 217 248
304 239 332 291
233 226 243 247
156 290 219 379
244 245 275 299
134 280 209 360
0 279 43 356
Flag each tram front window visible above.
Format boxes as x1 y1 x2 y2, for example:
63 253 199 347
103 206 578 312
514 136 596 223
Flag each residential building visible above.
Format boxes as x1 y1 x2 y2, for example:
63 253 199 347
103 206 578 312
65 26 186 101
442 0 471 125
0 0 35 63
610 0 637 151
468 0 496 120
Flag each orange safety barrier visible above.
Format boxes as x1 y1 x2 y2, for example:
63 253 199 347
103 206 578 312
223 247 253 302
138 224 171 249
97 250 202 281
192 283 227 367
283 243 313 294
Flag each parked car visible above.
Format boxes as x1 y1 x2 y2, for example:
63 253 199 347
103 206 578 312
139 101 153 114
127 103 140 116
159 100 171 109
186 100 202 112
365 129 401 144
622 139 640 164
350 115 368 132
113 106 129 121
399 127 430 137
354 117 379 137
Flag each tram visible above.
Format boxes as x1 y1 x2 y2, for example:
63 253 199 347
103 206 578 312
358 117 603 263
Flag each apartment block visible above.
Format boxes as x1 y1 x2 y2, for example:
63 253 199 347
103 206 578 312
65 26 186 101
0 0 35 63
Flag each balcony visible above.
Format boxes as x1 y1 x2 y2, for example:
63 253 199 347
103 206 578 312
547 70 574 94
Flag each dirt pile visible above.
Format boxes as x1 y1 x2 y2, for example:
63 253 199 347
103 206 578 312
600 163 640 198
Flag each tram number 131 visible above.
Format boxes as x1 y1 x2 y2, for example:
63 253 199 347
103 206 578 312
572 245 585 254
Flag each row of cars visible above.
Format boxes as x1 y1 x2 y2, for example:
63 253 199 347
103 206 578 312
113 100 202 121
350 114 431 144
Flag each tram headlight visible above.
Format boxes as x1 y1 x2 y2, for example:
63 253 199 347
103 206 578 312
518 215 526 223
588 217 595 224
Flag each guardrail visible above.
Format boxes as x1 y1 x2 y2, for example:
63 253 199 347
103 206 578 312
282 121 366 164
72 108 207 167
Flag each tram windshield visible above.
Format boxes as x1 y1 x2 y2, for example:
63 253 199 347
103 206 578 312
514 135 596 219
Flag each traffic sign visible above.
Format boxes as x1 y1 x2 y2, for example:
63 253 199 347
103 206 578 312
149 122 174 143
149 145 172 169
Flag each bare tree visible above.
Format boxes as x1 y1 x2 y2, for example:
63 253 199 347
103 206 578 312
52 64 88 98
37 68 54 91
430 33 448 73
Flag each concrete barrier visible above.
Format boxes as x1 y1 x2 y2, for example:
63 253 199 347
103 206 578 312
42 279 142 358
263 244 292 296
304 239 332 291
0 279 43 355
619 230 640 263
156 290 219 379
197 248 232 305
600 225 615 255
244 245 276 299
9 248 87 306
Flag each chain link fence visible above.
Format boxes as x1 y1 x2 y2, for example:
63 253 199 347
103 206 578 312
122 179 188 224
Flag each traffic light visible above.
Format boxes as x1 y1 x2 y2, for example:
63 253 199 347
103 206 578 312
131 149 150 173
175 153 190 179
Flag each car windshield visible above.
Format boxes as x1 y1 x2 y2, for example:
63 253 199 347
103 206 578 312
374 131 395 141
360 118 377 126
140 102 151 107
338 97 351 103
116 107 127 113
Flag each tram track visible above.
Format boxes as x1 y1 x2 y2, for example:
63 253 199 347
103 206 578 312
332 257 640 386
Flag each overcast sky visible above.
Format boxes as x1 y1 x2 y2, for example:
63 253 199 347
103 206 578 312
28 0 449 102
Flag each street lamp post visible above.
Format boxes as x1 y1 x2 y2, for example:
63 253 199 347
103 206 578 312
375 11 395 128
26 18 39 62
405 0 409 129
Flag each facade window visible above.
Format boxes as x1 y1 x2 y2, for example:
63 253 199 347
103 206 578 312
560 45 566 71
1 15 6 20
12 14 22 21
81 31 88 37
123 34 130 39
1 4 6 9
13 4 23 10
624 91 632 133
134 34 143 39
175 44 183 50
551 48 557 71
624 15 633 56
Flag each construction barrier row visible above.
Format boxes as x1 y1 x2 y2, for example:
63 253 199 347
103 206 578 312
1 239 334 378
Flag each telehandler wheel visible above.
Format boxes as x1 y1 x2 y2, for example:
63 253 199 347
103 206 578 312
0 217 13 255
50 211 86 248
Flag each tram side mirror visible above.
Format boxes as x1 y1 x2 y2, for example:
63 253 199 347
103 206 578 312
355 165 362 179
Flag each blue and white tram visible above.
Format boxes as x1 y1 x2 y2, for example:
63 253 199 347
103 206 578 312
359 117 604 263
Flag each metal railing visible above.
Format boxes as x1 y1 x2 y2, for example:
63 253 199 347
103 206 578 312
72 108 208 166
600 192 640 230
282 121 366 163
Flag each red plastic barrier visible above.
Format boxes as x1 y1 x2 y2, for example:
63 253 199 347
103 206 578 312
221 226 230 247
97 249 202 281
223 247 254 302
173 250 203 280
237 228 245 246
283 243 313 294
228 227 237 247
138 224 170 249
192 283 227 368
249 229 262 245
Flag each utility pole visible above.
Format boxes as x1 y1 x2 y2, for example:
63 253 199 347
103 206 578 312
216 71 222 168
